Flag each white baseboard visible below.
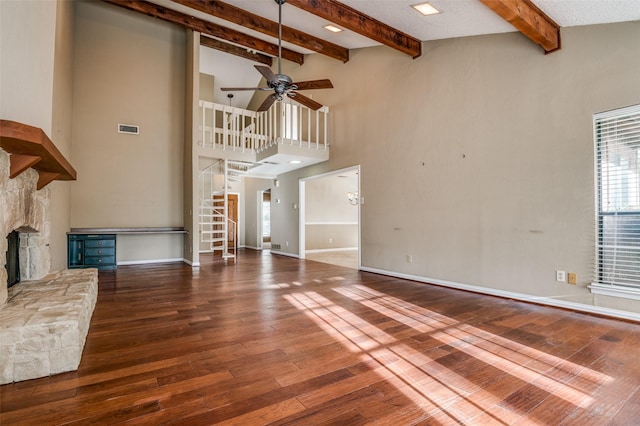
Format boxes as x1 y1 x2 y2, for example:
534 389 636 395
118 258 184 266
306 247 358 254
244 246 261 251
270 250 300 259
360 266 640 323
183 258 200 267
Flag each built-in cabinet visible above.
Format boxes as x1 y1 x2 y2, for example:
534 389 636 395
67 234 116 270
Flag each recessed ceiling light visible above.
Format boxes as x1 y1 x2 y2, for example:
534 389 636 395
411 2 441 16
324 25 343 33
289 160 303 164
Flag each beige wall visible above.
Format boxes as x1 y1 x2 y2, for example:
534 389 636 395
1 0 74 272
49 0 75 271
71 2 185 262
199 73 215 103
184 30 200 265
0 1 56 134
305 225 357 251
270 22 640 314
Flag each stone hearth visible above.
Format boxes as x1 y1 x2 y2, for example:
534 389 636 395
1 123 87 384
0 268 98 384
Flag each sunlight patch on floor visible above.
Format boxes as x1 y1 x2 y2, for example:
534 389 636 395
284 285 613 422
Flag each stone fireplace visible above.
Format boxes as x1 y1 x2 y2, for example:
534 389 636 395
0 150 50 306
1 121 96 384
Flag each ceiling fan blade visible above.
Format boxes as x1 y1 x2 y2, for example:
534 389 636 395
257 94 278 112
288 92 323 111
254 65 278 85
291 79 334 90
220 87 267 91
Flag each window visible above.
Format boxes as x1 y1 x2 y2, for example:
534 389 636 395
593 104 640 297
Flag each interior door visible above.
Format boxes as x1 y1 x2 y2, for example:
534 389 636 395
228 194 238 249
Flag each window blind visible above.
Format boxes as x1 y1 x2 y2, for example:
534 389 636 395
595 104 640 289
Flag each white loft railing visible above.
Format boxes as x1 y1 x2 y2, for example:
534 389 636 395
198 98 329 153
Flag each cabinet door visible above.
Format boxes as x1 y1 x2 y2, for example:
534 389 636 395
68 238 84 267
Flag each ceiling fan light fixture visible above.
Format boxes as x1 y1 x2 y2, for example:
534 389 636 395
324 24 343 33
411 2 441 16
220 0 333 112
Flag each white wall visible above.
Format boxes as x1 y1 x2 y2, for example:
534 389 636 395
269 22 640 315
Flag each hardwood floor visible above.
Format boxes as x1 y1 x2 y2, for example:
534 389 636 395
2 249 640 425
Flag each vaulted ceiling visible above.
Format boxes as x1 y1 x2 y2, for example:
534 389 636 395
103 0 640 105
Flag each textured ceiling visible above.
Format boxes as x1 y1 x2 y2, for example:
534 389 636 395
147 0 640 106
185 0 640 51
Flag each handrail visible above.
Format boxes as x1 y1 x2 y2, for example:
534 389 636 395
198 99 329 152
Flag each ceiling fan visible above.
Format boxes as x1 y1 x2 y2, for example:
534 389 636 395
220 0 333 112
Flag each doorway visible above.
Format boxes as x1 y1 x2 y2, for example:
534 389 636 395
299 166 360 269
227 193 239 250
262 190 271 250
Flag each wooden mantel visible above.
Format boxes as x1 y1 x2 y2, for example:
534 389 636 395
0 120 76 189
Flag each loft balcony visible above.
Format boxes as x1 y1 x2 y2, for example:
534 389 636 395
196 99 330 177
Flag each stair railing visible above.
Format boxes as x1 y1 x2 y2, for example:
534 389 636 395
198 99 329 153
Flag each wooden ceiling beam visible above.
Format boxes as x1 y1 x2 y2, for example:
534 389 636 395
286 0 421 59
103 0 304 64
200 36 273 66
172 0 349 63
479 0 561 53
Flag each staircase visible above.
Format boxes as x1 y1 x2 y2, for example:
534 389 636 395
199 159 250 260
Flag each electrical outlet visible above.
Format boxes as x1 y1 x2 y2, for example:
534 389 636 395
329 238 333 244
568 273 577 285
556 270 566 282
407 255 412 263
286 241 289 247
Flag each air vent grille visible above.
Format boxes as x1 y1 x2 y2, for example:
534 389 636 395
118 124 139 135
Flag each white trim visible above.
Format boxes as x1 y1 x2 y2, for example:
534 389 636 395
360 266 640 323
118 258 185 266
270 250 300 258
299 165 361 182
257 190 265 250
594 103 640 120
299 181 306 259
183 258 200 267
244 245 262 250
306 247 358 253
305 222 358 226
589 283 640 301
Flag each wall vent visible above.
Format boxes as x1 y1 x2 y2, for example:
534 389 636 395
118 124 139 135
272 243 281 250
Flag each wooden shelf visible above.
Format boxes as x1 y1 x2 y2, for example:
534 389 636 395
69 227 187 235
0 119 76 189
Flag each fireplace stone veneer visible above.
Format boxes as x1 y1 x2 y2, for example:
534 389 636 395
1 149 50 306
0 268 98 384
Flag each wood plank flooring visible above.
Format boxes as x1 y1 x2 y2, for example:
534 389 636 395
2 249 640 425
